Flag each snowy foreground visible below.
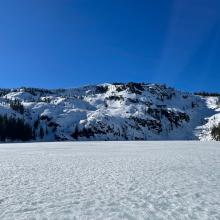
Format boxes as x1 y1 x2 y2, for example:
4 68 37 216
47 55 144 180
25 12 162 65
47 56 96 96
0 142 220 220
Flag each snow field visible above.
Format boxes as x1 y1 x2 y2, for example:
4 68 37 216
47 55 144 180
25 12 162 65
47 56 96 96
0 141 220 219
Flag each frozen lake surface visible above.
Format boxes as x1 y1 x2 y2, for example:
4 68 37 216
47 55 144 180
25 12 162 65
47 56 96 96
0 141 220 220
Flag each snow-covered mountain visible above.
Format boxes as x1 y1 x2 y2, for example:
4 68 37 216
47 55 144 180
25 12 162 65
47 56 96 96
0 82 219 141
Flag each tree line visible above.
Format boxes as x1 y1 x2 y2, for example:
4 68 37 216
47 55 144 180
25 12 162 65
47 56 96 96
194 92 220 97
0 115 33 141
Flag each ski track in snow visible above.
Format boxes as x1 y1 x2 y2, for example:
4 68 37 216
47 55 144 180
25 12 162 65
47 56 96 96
0 141 220 220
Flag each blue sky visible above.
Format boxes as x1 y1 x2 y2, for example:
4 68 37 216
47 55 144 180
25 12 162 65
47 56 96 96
0 0 220 92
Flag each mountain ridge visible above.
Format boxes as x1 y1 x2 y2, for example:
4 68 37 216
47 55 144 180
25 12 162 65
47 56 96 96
0 82 219 142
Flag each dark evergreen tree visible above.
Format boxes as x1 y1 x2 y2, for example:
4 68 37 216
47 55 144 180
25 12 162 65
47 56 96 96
72 125 79 140
211 123 220 141
39 127 44 139
34 116 40 129
45 127 48 135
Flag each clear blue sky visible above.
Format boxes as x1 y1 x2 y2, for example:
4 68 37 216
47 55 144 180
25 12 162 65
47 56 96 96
0 0 220 92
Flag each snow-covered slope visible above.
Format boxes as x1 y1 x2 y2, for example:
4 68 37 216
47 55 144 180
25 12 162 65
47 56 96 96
194 97 220 140
0 83 218 141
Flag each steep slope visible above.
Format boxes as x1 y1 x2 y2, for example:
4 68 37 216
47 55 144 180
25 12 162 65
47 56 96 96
0 83 218 141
